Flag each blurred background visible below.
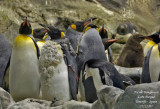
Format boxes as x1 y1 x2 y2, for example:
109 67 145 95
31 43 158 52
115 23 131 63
0 0 160 63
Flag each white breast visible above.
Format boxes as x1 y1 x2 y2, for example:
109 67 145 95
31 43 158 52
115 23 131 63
149 44 160 82
9 40 40 101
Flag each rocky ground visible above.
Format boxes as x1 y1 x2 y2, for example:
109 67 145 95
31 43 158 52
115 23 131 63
1 82 160 109
0 0 160 109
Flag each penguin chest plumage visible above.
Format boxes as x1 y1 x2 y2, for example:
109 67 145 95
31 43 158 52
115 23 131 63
39 41 71 101
149 44 160 82
9 34 40 101
37 40 45 52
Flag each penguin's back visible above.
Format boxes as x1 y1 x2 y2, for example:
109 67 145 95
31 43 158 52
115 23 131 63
79 29 106 61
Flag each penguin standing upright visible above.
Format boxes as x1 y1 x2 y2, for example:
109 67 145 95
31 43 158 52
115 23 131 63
39 41 72 101
65 18 97 52
117 34 145 67
38 26 78 101
141 32 160 83
99 25 113 63
9 17 40 101
0 33 12 90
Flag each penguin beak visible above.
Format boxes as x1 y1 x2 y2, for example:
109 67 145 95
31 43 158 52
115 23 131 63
107 39 119 43
83 17 97 26
23 17 30 27
105 37 122 48
39 23 50 32
139 36 153 40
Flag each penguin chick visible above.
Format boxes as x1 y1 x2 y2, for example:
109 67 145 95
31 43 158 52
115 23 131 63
117 34 145 67
141 32 160 83
79 59 125 103
9 17 40 101
65 17 97 52
39 40 71 101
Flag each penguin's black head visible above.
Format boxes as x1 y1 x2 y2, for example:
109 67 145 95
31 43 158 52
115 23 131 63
71 17 97 32
39 24 65 40
19 17 32 35
33 28 46 39
83 24 99 33
99 25 108 39
140 32 160 44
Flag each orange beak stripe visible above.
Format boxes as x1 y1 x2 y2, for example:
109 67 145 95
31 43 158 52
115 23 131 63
83 21 91 26
144 38 153 40
107 39 118 42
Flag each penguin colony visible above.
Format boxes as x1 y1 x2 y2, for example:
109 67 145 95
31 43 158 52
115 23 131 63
0 17 159 103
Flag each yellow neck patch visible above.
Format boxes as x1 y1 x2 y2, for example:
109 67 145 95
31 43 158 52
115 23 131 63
61 32 65 38
71 24 76 30
148 41 156 46
43 35 49 40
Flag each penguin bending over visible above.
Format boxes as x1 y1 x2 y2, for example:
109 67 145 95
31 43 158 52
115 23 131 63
117 34 145 67
99 25 113 63
65 17 97 52
76 24 107 77
79 59 127 103
39 40 73 101
9 17 40 101
141 32 160 83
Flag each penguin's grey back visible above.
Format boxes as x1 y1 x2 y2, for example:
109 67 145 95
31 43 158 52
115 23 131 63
65 26 83 51
79 28 107 61
0 33 11 86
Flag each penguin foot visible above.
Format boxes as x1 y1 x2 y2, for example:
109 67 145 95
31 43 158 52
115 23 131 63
51 98 64 107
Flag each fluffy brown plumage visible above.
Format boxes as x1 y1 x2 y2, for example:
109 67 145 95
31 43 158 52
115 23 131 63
117 34 144 67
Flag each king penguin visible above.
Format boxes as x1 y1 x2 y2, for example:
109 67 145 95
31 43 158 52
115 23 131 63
9 17 40 101
117 34 145 67
39 40 73 101
79 59 127 103
65 17 97 52
99 25 113 63
76 23 107 77
33 28 50 52
115 22 138 44
141 32 160 83
39 24 65 40
0 33 12 91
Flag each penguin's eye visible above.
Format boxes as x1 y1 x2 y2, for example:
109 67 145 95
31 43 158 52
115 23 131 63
71 24 76 30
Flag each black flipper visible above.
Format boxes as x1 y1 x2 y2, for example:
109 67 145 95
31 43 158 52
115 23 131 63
29 35 40 59
58 38 78 100
83 77 97 103
108 47 113 63
141 45 154 83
